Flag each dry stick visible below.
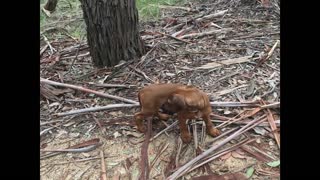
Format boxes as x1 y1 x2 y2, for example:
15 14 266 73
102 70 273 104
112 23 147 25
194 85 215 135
187 138 251 175
55 104 138 117
40 78 138 104
88 83 137 88
150 143 170 170
254 40 280 70
172 26 194 37
100 151 107 180
217 108 264 128
40 44 49 56
41 34 56 54
195 10 228 23
266 40 280 60
166 116 266 180
266 109 280 149
65 42 81 75
150 121 178 141
139 118 152 180
192 120 199 150
40 144 100 153
179 28 232 39
128 66 155 83
210 101 260 107
261 102 280 109
55 101 270 117
51 156 109 165
175 138 183 167
157 32 191 44
178 118 267 178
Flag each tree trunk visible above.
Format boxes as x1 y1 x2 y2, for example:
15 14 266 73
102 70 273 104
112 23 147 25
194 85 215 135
80 0 146 67
44 0 58 12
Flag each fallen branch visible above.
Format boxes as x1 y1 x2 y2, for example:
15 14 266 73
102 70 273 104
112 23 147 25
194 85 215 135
139 118 152 180
210 101 260 107
264 104 280 149
41 34 56 53
40 78 138 104
195 9 228 23
100 151 107 180
54 104 139 117
157 32 191 43
166 116 266 179
196 55 253 70
40 44 49 56
261 102 280 109
40 144 100 153
179 28 232 39
88 83 137 89
55 101 278 117
150 121 178 141
40 138 100 159
128 66 155 83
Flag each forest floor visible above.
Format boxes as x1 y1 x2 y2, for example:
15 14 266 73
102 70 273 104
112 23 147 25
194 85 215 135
40 0 280 179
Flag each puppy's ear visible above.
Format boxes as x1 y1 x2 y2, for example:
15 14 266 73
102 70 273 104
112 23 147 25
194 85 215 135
168 94 186 111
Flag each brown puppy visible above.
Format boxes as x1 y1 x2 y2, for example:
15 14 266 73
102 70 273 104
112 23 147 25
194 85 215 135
162 85 220 143
135 83 220 143
134 83 184 133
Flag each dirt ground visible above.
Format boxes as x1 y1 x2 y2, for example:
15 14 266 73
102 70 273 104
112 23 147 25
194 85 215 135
40 0 280 179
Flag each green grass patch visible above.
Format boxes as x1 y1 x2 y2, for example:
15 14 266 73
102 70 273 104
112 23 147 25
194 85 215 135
40 0 184 39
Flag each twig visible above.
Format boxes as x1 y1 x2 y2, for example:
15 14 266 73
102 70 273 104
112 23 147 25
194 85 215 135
40 144 100 153
195 10 229 23
175 138 183 167
261 102 280 109
41 34 56 54
264 105 280 149
40 138 100 159
166 116 266 180
150 143 170 170
150 121 178 141
192 120 199 150
40 127 54 136
40 44 49 56
54 104 139 117
128 66 155 83
40 78 138 104
196 55 252 70
157 32 191 44
88 83 136 89
254 40 280 69
139 118 152 180
100 151 107 180
172 26 194 37
187 138 251 175
179 28 232 39
210 101 260 107
136 42 159 67
65 42 81 75
251 146 277 161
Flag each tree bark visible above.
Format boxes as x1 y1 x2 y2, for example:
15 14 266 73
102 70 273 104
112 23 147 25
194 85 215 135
44 0 58 12
80 0 146 67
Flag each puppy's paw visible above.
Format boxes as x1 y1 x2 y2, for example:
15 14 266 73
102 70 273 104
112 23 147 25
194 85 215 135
181 133 192 143
208 128 221 137
137 125 147 133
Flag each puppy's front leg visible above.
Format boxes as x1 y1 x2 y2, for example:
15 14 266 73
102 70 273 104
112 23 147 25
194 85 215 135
134 112 146 133
177 113 192 143
202 111 220 137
